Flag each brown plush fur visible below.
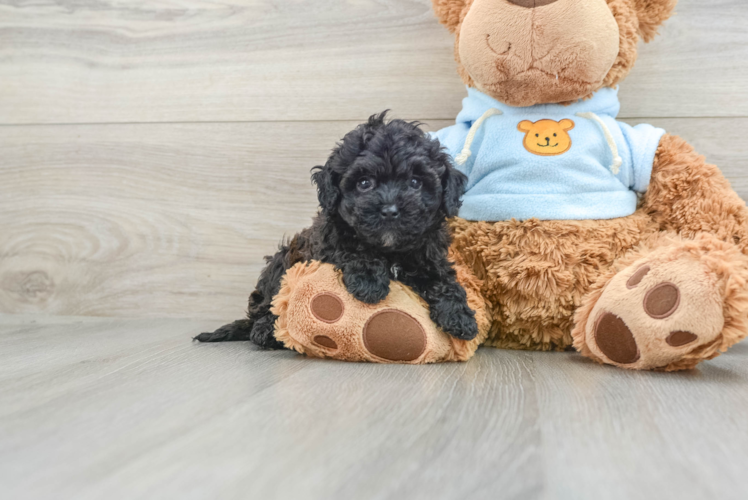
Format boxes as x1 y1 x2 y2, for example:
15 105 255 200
449 210 657 351
276 0 748 370
633 0 678 42
449 133 748 359
432 0 676 106
432 0 470 33
642 134 748 251
601 0 642 90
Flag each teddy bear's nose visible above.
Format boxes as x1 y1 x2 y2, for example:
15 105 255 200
506 0 560 8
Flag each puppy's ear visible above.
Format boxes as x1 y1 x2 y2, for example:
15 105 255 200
311 164 339 214
312 111 389 214
441 158 468 218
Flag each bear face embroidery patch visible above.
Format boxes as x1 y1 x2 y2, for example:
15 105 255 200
518 119 575 156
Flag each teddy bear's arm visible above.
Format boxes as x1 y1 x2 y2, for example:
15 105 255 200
642 133 748 252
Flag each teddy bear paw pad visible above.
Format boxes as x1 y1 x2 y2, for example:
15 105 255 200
584 258 724 370
362 310 426 362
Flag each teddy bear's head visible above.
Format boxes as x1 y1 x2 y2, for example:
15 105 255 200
432 0 677 107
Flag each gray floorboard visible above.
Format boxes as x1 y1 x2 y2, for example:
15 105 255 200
1 314 747 500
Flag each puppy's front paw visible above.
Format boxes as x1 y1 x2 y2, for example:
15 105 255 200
344 273 390 304
431 300 479 341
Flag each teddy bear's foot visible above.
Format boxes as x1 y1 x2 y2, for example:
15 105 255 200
573 234 748 371
271 261 489 364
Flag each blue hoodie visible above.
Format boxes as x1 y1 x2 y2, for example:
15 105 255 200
432 87 666 221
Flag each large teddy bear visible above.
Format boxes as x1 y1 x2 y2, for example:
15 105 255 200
272 0 748 371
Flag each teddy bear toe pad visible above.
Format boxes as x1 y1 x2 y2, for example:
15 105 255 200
643 282 681 319
310 293 344 323
585 258 724 371
313 335 338 350
593 313 640 365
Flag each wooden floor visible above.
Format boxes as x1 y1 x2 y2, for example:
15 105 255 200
2 314 748 500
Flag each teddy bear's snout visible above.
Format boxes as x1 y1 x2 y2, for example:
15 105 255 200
457 0 621 107
506 0 560 8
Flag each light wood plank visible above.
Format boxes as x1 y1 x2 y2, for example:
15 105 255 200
0 120 376 320
637 117 748 196
1 0 747 125
533 346 748 499
0 314 746 499
1 118 746 320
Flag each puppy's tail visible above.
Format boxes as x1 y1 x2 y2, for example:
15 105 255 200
193 319 254 343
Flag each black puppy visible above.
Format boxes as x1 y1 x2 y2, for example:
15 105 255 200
196 112 479 348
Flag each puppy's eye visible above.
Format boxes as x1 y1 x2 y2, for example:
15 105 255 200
535 134 539 137
553 133 557 137
409 177 423 190
357 177 375 193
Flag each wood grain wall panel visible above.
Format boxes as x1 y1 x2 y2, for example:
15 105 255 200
1 0 746 125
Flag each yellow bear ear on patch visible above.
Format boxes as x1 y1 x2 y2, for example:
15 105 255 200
518 120 534 132
559 119 575 131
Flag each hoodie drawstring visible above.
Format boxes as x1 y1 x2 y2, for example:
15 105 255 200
455 108 503 165
576 112 623 175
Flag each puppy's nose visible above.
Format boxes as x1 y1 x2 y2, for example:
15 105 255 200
380 205 400 219
507 0 559 8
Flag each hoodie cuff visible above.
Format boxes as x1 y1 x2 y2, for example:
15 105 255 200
633 126 666 193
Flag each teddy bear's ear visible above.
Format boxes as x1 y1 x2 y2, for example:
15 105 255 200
631 0 678 43
431 0 468 34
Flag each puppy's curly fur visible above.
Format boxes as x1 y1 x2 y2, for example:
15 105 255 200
196 112 478 348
